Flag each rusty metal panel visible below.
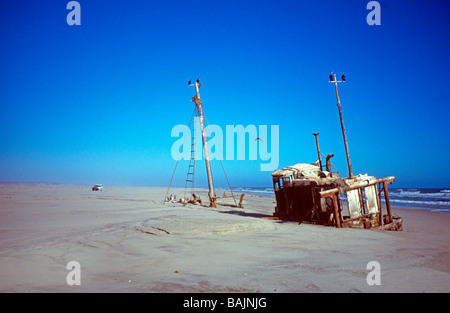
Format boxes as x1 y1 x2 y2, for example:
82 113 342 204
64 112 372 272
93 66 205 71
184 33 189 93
347 189 362 220
364 185 379 213
364 185 380 226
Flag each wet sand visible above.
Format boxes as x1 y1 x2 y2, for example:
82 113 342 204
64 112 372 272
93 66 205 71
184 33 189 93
0 185 448 292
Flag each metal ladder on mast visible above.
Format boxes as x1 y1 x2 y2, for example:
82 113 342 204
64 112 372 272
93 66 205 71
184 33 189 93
184 111 197 200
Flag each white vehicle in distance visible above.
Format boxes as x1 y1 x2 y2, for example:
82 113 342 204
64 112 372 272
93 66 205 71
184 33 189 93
92 184 103 191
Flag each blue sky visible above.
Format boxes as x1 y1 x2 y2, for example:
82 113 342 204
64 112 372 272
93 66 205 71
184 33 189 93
0 0 449 188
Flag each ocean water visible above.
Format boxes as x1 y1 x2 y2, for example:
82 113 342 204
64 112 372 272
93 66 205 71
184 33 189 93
231 187 450 214
389 188 450 213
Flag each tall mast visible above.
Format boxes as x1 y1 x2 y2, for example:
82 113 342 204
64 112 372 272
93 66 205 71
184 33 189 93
329 71 353 178
192 79 216 207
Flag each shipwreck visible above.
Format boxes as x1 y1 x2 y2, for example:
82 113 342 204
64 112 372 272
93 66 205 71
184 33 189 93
272 162 402 230
271 72 403 230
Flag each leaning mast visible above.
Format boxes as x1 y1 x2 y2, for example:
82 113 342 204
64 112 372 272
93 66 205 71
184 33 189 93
190 79 216 207
329 71 353 178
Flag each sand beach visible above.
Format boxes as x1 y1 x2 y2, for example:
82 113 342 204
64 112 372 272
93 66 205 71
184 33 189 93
0 184 448 293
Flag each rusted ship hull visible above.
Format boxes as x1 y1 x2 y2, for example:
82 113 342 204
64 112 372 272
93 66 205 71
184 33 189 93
272 163 402 230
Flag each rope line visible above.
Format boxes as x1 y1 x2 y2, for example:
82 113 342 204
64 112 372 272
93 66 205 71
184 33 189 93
163 105 197 203
202 108 238 207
